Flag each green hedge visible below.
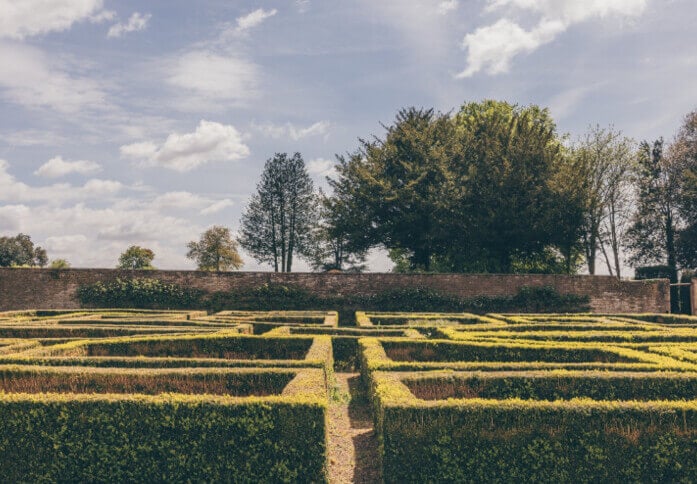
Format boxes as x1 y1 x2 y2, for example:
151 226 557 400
0 388 327 482
76 280 590 316
370 372 697 483
403 370 697 402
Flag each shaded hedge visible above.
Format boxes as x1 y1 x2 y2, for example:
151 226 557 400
76 279 590 316
0 395 327 483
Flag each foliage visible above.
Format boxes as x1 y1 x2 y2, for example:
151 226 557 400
48 258 70 269
76 278 204 309
634 265 674 280
117 245 155 270
186 226 243 272
570 125 637 276
0 233 48 268
239 152 318 272
625 139 681 282
0 388 327 482
673 109 697 269
328 102 584 273
306 191 367 272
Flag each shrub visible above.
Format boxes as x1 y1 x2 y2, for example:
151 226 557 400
76 278 204 309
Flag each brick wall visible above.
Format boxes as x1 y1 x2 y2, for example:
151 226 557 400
0 268 670 313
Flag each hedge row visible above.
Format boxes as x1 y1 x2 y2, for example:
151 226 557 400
76 279 591 315
369 371 697 483
0 368 328 482
402 370 697 401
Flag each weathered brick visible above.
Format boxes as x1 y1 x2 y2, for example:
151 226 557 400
0 268 670 313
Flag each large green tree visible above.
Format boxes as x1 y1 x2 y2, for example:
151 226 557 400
117 245 155 270
238 153 318 272
673 109 697 268
0 233 48 267
327 101 584 274
187 226 243 272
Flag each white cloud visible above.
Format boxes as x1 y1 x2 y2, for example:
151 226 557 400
200 199 234 215
458 0 648 77
0 159 121 203
296 0 311 13
233 8 277 35
252 121 331 140
0 0 108 39
120 120 250 172
35 156 101 178
153 191 208 210
0 42 107 113
107 12 151 38
306 158 337 178
437 0 459 15
0 130 66 146
44 234 88 252
166 50 259 109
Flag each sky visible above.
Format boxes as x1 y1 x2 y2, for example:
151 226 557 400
0 0 696 272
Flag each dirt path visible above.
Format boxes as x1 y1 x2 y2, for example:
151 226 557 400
328 373 380 484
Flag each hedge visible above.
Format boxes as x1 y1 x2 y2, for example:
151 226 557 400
0 368 328 483
369 371 697 483
357 338 693 373
402 370 697 402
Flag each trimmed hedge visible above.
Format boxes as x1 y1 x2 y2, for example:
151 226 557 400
370 371 697 483
0 369 328 483
403 370 697 401
76 280 591 316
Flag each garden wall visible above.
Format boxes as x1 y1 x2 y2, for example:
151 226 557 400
0 268 670 313
692 279 697 316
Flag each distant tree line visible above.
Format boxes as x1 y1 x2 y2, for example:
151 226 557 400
2 100 696 280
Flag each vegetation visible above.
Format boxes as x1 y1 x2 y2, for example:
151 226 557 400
117 245 155 270
0 233 47 268
186 226 243 272
239 152 318 272
48 258 70 269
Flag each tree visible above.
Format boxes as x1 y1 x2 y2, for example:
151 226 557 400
673 109 697 269
306 191 367 272
0 233 48 267
187 226 243 272
625 139 682 282
49 259 71 269
570 126 637 277
117 245 155 270
327 102 583 274
239 153 318 272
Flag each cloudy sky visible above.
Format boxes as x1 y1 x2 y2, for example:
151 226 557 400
0 0 695 272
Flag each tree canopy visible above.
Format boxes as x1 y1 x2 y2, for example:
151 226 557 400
0 234 48 268
187 226 243 272
238 152 318 272
117 245 155 270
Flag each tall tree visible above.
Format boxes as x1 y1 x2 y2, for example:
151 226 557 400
329 108 455 271
238 153 318 272
187 226 243 272
626 139 682 282
117 245 155 270
0 233 48 267
673 109 697 269
306 190 367 272
571 126 637 277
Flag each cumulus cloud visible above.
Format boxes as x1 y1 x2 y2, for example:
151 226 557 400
458 0 648 77
0 159 121 203
200 199 234 215
233 8 277 35
437 0 459 15
107 12 151 38
0 42 107 113
252 121 331 141
0 0 109 39
166 50 259 109
120 120 250 172
35 156 101 178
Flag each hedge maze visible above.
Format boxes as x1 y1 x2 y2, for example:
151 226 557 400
2 309 697 482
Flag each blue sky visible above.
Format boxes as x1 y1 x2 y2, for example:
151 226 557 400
0 0 695 271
